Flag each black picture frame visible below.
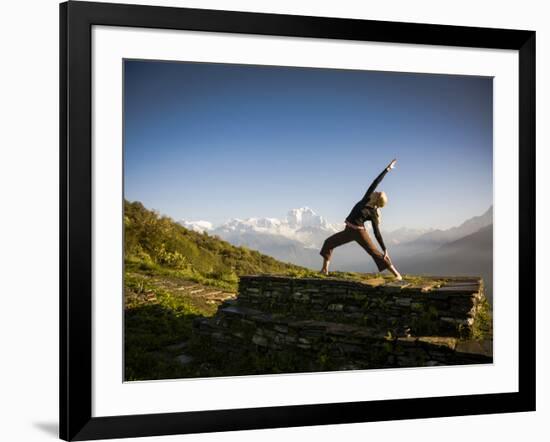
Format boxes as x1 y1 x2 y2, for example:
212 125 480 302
59 1 536 440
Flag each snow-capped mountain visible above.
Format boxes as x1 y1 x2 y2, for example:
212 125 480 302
287 207 333 230
180 207 432 255
179 207 339 268
212 207 340 249
179 220 213 233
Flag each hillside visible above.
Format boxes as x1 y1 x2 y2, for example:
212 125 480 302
124 200 310 290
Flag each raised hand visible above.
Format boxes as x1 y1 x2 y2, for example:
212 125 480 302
387 159 397 170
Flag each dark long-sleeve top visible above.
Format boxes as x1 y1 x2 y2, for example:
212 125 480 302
345 167 390 251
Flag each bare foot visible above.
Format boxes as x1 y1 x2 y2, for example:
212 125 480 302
320 259 330 276
388 264 403 280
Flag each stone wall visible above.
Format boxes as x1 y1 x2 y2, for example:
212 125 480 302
193 275 492 370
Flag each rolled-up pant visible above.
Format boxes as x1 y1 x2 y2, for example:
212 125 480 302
320 226 392 272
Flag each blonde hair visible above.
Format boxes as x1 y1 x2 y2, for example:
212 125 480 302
369 191 388 208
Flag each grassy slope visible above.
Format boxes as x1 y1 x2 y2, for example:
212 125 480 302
124 200 312 289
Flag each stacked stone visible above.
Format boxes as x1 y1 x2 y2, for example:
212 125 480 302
236 275 483 338
193 275 492 369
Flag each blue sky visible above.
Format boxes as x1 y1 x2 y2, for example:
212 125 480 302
124 60 492 231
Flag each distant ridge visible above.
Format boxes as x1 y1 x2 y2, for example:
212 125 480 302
411 206 493 246
400 224 493 302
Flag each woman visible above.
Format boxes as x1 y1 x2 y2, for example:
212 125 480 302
320 159 403 280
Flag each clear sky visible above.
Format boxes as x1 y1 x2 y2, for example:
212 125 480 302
124 60 493 231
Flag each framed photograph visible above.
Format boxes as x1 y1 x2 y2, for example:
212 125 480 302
60 1 536 440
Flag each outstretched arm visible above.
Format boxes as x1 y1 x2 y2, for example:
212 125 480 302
361 159 397 202
372 219 387 253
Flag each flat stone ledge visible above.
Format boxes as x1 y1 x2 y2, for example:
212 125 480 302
239 274 481 296
193 274 492 369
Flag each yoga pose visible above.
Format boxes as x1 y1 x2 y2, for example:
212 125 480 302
320 159 403 280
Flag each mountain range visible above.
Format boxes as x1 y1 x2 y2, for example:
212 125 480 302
399 223 493 302
180 205 493 301
409 206 493 246
182 206 433 252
